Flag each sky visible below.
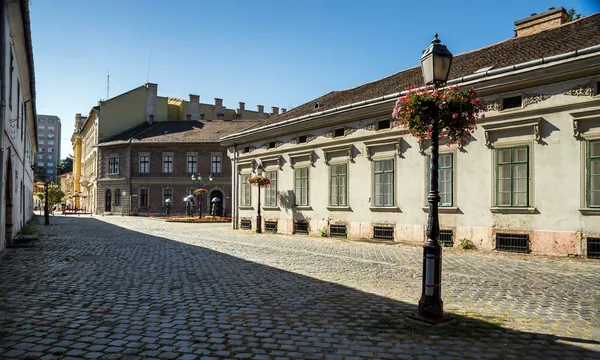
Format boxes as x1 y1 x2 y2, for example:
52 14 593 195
30 0 600 160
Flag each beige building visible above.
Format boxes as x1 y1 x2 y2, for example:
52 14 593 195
223 8 600 258
0 0 37 251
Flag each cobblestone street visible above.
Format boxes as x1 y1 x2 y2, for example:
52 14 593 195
0 216 598 359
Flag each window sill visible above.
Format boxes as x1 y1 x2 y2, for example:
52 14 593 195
579 208 600 215
422 206 460 213
369 206 401 212
262 206 280 211
490 207 537 214
239 206 254 210
294 206 313 211
327 206 352 211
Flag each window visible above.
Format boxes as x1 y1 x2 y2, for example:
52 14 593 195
378 119 390 130
37 155 43 159
187 155 197 174
427 153 453 207
37 161 44 167
244 146 250 153
48 140 54 145
265 170 277 207
502 95 522 110
46 162 53 167
38 125 45 130
298 135 307 144
48 126 55 131
334 128 345 138
108 157 119 174
268 141 276 149
373 159 394 207
38 118 45 123
139 155 149 173
48 148 54 153
211 154 222 174
588 140 600 207
330 163 347 206
163 189 173 203
496 147 528 207
48 118 55 123
294 167 309 206
240 174 251 206
38 140 44 145
47 169 54 174
38 133 45 138
115 189 121 206
47 155 53 160
163 154 173 173
39 148 44 152
139 189 148 207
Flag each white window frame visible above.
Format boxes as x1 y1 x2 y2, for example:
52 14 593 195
294 167 309 207
211 152 222 174
187 153 198 174
240 173 251 207
264 170 278 207
163 153 173 174
139 153 150 174
372 158 395 207
108 156 119 175
329 162 348 207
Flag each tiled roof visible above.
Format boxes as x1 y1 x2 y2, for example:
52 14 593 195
98 120 262 147
245 13 600 131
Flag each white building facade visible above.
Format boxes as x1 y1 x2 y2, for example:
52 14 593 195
0 0 37 252
223 9 600 258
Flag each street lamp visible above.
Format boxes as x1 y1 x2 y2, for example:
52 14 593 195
256 164 264 233
191 173 212 218
417 33 453 323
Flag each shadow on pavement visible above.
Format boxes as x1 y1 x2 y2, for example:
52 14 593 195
0 216 598 359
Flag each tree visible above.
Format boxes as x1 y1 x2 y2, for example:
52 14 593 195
565 8 581 22
46 183 65 208
32 164 46 181
57 157 73 176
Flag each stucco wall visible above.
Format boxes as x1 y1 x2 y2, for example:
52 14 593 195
98 85 147 141
231 76 600 257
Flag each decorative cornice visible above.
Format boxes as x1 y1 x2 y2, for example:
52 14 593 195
344 127 358 136
363 122 377 131
481 117 542 147
523 93 551 106
364 138 403 160
288 150 314 168
570 107 600 139
485 101 500 112
563 81 594 97
322 130 334 138
322 144 354 165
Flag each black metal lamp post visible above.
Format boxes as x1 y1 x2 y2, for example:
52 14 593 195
416 33 453 323
44 180 50 225
256 164 264 233
191 173 212 218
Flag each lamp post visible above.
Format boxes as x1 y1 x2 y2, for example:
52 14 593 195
191 173 212 218
256 164 264 233
44 180 49 225
417 33 453 323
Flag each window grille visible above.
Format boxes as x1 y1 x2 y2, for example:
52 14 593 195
294 221 309 235
438 229 453 247
329 224 347 238
265 221 278 233
587 237 600 259
495 233 529 253
373 226 394 241
240 219 252 230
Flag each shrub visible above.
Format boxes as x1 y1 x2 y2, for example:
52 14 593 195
459 238 476 250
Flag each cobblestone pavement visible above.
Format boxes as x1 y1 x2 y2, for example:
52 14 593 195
0 215 598 360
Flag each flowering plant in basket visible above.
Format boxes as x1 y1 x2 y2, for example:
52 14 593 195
391 85 485 146
194 188 208 195
248 175 271 187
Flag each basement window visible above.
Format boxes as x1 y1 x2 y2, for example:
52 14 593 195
265 221 278 233
333 128 345 138
502 95 523 110
438 229 454 247
373 226 394 242
587 237 600 259
329 224 347 238
240 219 252 230
293 221 309 235
378 119 391 130
495 233 529 253
298 135 307 144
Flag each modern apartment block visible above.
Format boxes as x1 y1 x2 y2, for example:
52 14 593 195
35 114 61 182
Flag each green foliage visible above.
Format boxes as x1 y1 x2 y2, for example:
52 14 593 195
319 225 328 237
565 8 581 22
20 219 37 235
459 238 476 250
56 157 73 176
45 183 65 207
392 85 485 146
36 193 44 202
32 165 46 181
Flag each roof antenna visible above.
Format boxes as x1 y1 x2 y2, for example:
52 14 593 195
106 67 110 100
147 49 152 83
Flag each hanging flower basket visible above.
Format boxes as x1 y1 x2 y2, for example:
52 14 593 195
391 85 485 146
248 175 271 187
194 188 208 195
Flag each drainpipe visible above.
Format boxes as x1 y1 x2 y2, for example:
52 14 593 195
128 140 132 215
233 143 238 229
0 3 8 244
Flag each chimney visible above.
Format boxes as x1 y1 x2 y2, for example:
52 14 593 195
514 7 567 37
281 108 287 113
146 83 158 123
75 113 82 130
257 105 264 120
214 98 223 107
271 106 279 115
189 94 200 120
214 98 225 120
236 102 246 120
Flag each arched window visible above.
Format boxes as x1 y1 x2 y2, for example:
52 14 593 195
115 189 121 206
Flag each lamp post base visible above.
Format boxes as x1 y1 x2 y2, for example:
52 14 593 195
407 312 454 326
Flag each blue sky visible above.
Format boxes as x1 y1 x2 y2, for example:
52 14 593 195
30 0 600 160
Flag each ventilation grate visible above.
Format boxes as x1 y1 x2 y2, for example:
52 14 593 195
240 219 252 230
495 233 529 253
438 229 453 247
373 226 394 242
330 224 347 238
587 237 600 259
265 221 278 233
294 221 309 235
